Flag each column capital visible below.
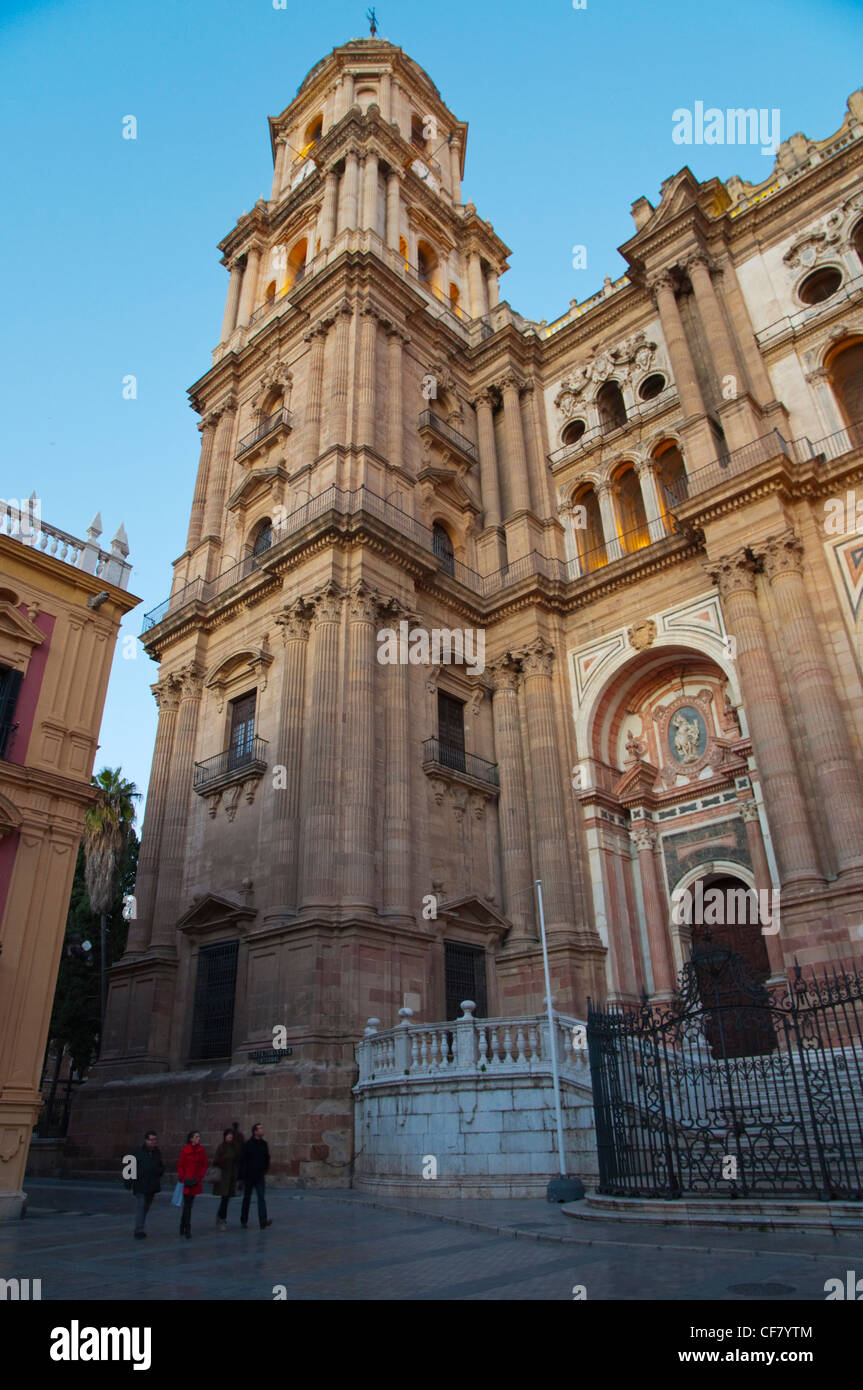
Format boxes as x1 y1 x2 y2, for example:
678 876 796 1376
471 386 498 411
304 320 329 344
517 638 555 678
384 321 410 344
275 598 314 643
682 249 716 279
739 797 761 824
310 581 344 624
760 530 804 582
152 675 181 712
176 662 204 700
646 268 677 302
488 654 522 692
630 824 656 852
199 409 222 432
497 372 526 397
633 455 656 478
595 479 615 502
215 394 238 417
703 548 757 598
348 579 380 622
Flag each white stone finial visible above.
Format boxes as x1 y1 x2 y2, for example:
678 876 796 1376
397 1006 414 1026
364 1017 381 1036
86 512 103 540
459 1000 476 1019
111 522 129 557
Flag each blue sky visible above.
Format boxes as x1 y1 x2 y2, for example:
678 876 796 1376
2 0 861 824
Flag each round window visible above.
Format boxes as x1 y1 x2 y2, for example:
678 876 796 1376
799 267 842 306
639 373 666 401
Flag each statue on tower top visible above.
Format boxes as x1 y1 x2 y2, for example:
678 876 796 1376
367 8 378 36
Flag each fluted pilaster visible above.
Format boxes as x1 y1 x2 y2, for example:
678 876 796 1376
299 584 343 908
126 676 181 952
266 600 312 917
151 665 204 947
518 639 576 933
490 657 533 934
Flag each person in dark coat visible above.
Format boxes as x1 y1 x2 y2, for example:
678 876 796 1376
239 1123 272 1229
129 1131 164 1239
177 1129 208 1238
213 1127 240 1230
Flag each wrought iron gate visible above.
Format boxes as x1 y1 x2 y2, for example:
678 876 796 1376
587 946 863 1200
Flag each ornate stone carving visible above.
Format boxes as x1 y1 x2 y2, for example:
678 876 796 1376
348 580 380 623
177 663 204 699
627 619 657 652
519 638 554 678
703 550 757 598
310 581 343 624
488 656 521 693
554 330 658 413
630 825 656 853
152 675 182 712
739 798 761 824
760 530 804 582
275 599 313 644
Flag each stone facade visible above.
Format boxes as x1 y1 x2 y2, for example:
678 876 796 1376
67 38 863 1187
0 508 137 1219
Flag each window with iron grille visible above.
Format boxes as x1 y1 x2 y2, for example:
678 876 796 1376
228 691 256 769
189 941 238 1060
0 664 23 760
444 941 487 1020
437 690 466 773
432 522 455 576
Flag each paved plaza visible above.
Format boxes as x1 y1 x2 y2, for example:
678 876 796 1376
1 1180 858 1301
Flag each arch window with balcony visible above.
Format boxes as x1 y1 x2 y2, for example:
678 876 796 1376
248 517 274 571
399 236 409 274
596 380 627 434
285 238 308 290
416 240 438 290
449 282 462 319
301 115 323 156
654 441 688 522
572 485 607 572
614 465 650 553
433 521 456 576
827 340 863 430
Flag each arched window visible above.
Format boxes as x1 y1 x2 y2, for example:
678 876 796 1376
449 283 462 319
399 236 409 274
248 518 273 571
302 116 323 156
614 466 650 553
561 419 586 447
853 219 863 269
827 341 863 428
286 238 308 289
263 279 277 302
798 267 843 306
654 442 688 524
596 380 627 433
411 114 426 153
433 521 455 576
572 486 607 572
416 240 438 289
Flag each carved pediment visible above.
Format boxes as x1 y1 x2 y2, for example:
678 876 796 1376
0 600 45 674
227 465 288 515
434 892 510 938
176 893 255 935
205 644 274 710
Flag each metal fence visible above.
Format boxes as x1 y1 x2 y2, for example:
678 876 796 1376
588 947 863 1201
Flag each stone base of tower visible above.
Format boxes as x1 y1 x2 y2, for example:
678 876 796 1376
495 940 607 1016
61 1048 357 1187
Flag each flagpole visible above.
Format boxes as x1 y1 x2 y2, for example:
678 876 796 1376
535 879 567 1179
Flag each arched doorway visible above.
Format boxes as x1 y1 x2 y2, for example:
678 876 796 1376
689 872 776 1057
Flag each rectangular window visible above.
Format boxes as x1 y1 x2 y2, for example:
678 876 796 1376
228 691 256 769
437 691 466 773
0 665 23 760
444 941 487 1020
189 941 239 1060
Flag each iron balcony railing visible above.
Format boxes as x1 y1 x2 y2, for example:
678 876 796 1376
193 737 269 792
548 387 680 466
417 411 478 460
236 406 294 459
422 737 499 788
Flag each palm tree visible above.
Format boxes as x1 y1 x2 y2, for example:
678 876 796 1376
82 767 140 1039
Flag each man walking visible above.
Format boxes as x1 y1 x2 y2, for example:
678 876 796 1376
129 1130 164 1239
239 1123 273 1229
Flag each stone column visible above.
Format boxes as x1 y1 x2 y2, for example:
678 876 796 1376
761 531 863 874
272 135 289 198
449 138 462 204
236 244 262 326
299 584 343 908
635 458 667 543
356 306 378 448
201 401 237 544
362 151 379 234
319 170 339 249
151 664 204 947
686 253 742 394
630 826 675 995
379 72 392 122
487 271 500 309
126 675 181 953
523 383 554 521
386 325 405 465
500 374 532 515
468 252 487 319
705 551 822 887
474 389 502 528
266 600 312 918
381 601 412 916
324 305 351 450
489 658 533 935
518 639 576 934
649 271 707 422
343 583 378 908
338 152 360 232
185 412 218 552
304 323 327 463
385 171 401 251
596 481 624 561
220 260 243 342
739 797 784 976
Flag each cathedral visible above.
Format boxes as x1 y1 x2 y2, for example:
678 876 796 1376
68 37 863 1186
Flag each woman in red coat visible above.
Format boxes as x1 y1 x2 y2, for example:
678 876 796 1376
177 1130 208 1238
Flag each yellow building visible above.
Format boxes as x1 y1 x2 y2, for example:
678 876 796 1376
0 504 137 1220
